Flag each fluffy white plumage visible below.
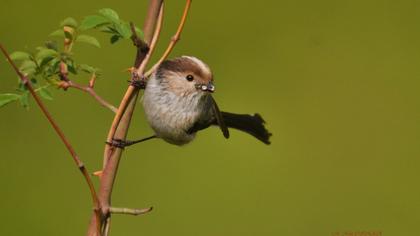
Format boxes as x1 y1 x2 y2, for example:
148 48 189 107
142 61 214 145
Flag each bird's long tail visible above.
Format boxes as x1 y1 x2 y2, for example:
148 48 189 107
221 112 272 144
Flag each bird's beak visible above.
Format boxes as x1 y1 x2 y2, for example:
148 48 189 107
199 81 215 93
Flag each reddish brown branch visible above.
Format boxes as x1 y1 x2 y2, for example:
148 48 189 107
60 80 118 113
146 0 192 77
87 1 166 235
103 2 164 167
0 43 102 233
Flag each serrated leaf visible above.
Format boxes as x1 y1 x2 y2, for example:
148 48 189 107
76 35 101 48
0 93 20 107
80 15 110 30
60 17 78 28
38 87 53 100
115 22 132 39
110 34 120 44
98 8 119 22
10 51 31 61
36 48 58 61
50 29 64 37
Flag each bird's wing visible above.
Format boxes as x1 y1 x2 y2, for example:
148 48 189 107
185 96 229 139
210 96 230 138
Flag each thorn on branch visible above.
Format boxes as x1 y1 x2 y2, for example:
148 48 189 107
93 170 103 177
89 73 97 88
110 206 153 216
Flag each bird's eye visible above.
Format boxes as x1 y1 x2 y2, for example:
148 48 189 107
186 74 194 81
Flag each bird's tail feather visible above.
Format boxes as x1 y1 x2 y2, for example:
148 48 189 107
221 112 272 144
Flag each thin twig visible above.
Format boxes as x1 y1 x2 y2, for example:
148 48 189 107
110 206 153 216
137 3 164 75
0 43 102 233
145 0 192 77
60 81 118 113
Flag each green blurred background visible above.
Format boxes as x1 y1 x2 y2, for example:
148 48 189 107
1 0 420 235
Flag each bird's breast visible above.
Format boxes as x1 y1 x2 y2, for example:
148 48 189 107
142 79 208 145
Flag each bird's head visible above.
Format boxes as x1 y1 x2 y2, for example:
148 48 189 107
155 56 215 96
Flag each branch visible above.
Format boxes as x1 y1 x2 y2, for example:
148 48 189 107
130 22 150 68
87 1 165 235
103 2 164 167
59 80 118 113
145 0 192 77
0 43 102 233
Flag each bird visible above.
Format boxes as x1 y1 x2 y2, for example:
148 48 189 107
110 56 271 148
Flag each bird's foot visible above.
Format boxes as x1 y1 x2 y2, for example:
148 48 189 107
106 136 157 149
129 71 147 89
106 138 133 149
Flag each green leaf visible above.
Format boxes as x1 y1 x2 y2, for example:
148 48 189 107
110 34 120 44
0 93 20 107
50 29 64 37
19 92 29 108
50 58 61 73
76 35 101 48
98 8 119 22
36 48 58 61
38 87 53 100
17 81 28 92
38 56 55 68
64 30 73 41
60 17 78 28
79 64 97 74
135 26 144 38
67 62 78 74
45 40 58 51
20 60 37 75
10 51 31 61
115 22 132 39
80 15 110 30
100 26 118 34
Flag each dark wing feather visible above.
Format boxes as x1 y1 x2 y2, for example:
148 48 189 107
185 96 230 139
210 96 230 138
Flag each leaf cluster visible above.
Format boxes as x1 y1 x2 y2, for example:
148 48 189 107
0 8 143 109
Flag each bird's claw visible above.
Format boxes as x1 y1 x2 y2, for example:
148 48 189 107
106 138 132 149
129 71 147 89
130 79 147 89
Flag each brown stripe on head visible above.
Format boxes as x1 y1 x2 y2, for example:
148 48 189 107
156 56 213 84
